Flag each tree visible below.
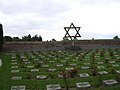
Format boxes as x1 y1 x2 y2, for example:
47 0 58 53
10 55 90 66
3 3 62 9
22 34 42 41
0 23 3 51
32 34 42 41
22 34 32 41
63 37 69 41
3 36 13 41
32 34 38 41
13 37 20 41
113 36 119 39
38 35 42 41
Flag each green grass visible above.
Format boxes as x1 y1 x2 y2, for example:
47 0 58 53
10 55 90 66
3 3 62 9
0 48 120 90
0 53 11 90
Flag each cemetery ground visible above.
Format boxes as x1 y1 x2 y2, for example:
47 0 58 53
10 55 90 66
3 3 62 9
0 49 120 90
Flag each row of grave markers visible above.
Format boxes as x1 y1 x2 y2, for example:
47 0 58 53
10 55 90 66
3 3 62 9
10 49 120 90
11 79 118 90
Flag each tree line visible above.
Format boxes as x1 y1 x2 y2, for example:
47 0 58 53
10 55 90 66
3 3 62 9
4 34 42 42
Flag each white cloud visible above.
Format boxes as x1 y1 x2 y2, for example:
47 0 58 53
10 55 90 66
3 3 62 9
0 0 120 41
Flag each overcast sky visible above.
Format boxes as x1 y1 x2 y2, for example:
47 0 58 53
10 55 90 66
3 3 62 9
0 0 120 41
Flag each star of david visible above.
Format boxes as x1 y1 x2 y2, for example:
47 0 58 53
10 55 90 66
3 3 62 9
64 23 81 40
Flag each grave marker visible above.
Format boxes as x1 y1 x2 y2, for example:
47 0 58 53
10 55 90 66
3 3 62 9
12 76 22 80
103 79 118 86
11 86 25 90
76 82 91 89
79 73 89 77
11 70 20 73
98 71 108 75
66 67 73 71
37 75 47 80
46 84 61 90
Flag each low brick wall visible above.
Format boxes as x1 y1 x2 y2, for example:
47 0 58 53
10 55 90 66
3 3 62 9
62 39 120 45
2 39 120 52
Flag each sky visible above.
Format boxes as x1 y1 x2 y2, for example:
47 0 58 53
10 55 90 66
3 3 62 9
0 0 120 41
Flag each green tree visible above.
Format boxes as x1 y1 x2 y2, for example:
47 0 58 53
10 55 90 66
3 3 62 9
22 34 32 41
0 23 3 51
38 35 42 41
3 36 12 41
13 37 20 41
113 36 119 39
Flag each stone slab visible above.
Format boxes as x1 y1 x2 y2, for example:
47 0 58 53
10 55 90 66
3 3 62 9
76 82 91 88
11 86 25 90
103 79 118 86
46 84 61 90
79 73 89 77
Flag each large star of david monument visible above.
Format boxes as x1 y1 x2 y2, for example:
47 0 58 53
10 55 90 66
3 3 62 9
63 23 82 50
64 23 81 40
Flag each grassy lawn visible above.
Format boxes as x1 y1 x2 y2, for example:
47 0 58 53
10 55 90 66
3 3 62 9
0 48 120 90
0 53 11 90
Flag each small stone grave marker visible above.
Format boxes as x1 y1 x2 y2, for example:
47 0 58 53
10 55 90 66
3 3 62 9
46 84 61 90
112 64 119 67
98 71 108 75
85 57 90 59
34 59 39 61
42 65 49 68
11 62 17 65
37 75 47 80
11 60 17 62
85 59 90 61
27 65 34 68
97 66 105 69
81 66 90 70
116 56 120 59
11 56 16 59
48 68 56 72
105 58 110 60
57 64 63 67
79 73 89 77
12 76 22 80
97 62 103 64
31 69 39 72
61 60 67 63
72 60 78 62
109 61 115 64
39 61 43 64
21 56 26 59
66 67 73 71
11 66 18 69
23 59 28 62
31 55 35 58
58 74 64 78
11 86 25 90
115 55 119 57
70 63 77 66
103 79 118 86
95 56 100 58
11 70 20 73
116 70 120 74
76 82 91 89
24 62 30 64
84 63 90 65
49 61 55 63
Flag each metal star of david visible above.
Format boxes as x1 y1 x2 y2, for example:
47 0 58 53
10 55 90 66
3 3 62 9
64 23 81 40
